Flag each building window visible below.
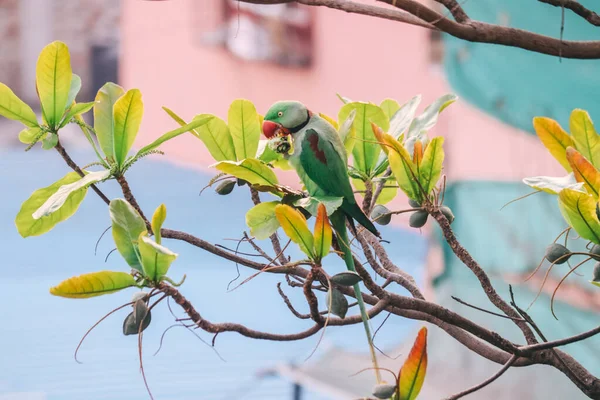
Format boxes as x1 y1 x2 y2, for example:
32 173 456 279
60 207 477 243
197 1 313 68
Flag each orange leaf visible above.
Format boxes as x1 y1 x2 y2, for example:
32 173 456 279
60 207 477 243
398 327 427 400
313 203 332 261
413 141 423 166
566 147 600 198
533 117 574 172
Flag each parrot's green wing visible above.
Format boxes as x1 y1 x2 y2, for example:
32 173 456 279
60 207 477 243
299 129 379 236
299 129 355 200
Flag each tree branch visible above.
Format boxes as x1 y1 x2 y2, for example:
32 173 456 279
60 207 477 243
538 0 600 27
427 205 538 344
238 0 600 59
54 141 111 205
444 355 518 400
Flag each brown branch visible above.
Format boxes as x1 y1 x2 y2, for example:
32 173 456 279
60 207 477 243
444 354 518 400
363 230 423 297
362 179 373 213
238 0 600 59
377 0 600 59
158 282 388 340
356 230 425 299
54 140 111 205
115 174 151 231
370 168 392 213
539 0 600 26
428 205 538 344
434 0 469 23
521 325 600 354
303 269 324 324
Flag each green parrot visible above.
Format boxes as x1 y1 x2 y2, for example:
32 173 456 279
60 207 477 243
263 100 382 380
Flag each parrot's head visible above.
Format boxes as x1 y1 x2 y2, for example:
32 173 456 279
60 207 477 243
262 101 311 139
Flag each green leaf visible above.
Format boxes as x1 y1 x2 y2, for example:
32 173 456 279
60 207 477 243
16 172 89 238
94 82 125 161
110 199 147 272
41 132 58 150
59 101 95 128
18 127 44 144
405 94 456 153
0 82 38 127
256 139 282 164
558 189 600 244
32 170 110 220
338 102 389 176
380 99 400 120
50 271 137 299
36 41 72 129
570 109 600 169
327 287 348 319
113 88 143 166
138 233 178 281
389 94 422 138
212 159 278 187
294 196 343 216
64 74 81 113
134 115 213 158
275 204 315 259
522 174 584 194
151 204 166 244
246 201 280 240
163 107 237 161
418 137 444 195
339 109 357 155
228 99 260 160
313 203 332 261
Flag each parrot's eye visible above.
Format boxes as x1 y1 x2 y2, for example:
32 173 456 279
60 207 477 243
277 111 283 117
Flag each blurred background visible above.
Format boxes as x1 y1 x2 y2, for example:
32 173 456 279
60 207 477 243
1 0 600 399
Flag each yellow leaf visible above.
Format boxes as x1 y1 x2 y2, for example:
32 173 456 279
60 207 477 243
566 147 600 198
313 203 332 261
151 204 167 244
50 271 137 299
0 83 38 127
558 189 600 244
94 83 125 160
18 127 44 144
533 117 574 172
372 124 420 200
275 204 314 259
36 41 72 128
319 113 339 130
398 327 428 400
113 89 143 166
570 109 600 169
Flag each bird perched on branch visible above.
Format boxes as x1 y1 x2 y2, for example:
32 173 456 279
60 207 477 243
263 100 382 381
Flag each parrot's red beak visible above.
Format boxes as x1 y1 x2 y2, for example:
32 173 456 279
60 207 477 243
262 120 280 139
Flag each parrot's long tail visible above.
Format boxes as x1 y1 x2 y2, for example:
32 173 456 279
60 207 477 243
331 211 382 383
